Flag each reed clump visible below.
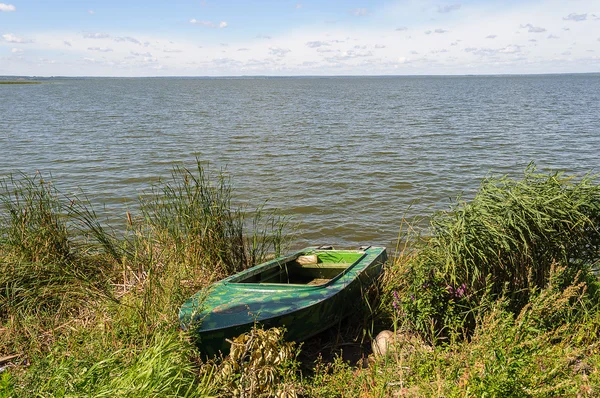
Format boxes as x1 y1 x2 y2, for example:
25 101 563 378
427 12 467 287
386 165 600 340
0 162 289 396
0 174 116 355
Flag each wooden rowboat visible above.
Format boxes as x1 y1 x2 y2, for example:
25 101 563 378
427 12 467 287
179 246 387 356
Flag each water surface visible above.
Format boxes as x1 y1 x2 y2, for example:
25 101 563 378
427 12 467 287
1 75 599 248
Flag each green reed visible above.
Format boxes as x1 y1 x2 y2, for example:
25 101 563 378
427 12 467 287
0 162 290 396
137 160 287 279
386 164 600 341
0 174 114 321
4 162 599 397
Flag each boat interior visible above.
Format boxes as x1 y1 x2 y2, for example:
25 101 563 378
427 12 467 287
232 251 365 285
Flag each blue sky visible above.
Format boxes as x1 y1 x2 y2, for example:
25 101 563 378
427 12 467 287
1 0 599 76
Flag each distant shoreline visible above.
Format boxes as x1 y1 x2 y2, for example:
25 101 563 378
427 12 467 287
0 81 42 85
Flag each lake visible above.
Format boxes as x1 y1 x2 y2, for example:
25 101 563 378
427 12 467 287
1 75 599 248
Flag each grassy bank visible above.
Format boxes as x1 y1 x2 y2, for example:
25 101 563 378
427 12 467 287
1 164 600 397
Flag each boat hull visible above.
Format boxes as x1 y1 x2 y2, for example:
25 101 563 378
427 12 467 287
180 246 387 356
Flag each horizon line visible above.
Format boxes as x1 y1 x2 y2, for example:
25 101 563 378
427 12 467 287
1 71 599 79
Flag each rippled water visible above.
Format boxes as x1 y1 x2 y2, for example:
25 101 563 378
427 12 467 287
1 75 599 248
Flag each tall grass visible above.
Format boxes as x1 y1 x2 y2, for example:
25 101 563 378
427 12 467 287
3 163 600 397
136 161 287 280
386 164 600 340
314 266 600 397
0 162 289 396
0 173 115 356
119 161 289 327
0 173 72 264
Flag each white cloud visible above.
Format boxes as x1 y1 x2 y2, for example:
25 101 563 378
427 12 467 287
324 48 373 62
435 29 449 34
88 47 113 52
548 34 559 39
84 32 111 39
269 47 291 57
424 30 432 35
563 13 587 22
438 4 461 14
520 24 546 33
3 0 600 76
295 3 302 9
350 8 368 16
464 46 523 56
2 33 32 43
500 45 522 53
190 19 228 28
114 36 141 45
0 3 15 12
11 48 23 53
306 41 329 48
88 10 95 15
190 19 214 27
395 27 407 32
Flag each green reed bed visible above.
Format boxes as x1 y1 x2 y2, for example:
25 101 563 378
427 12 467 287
386 164 600 341
0 162 288 397
2 163 600 397
361 165 600 397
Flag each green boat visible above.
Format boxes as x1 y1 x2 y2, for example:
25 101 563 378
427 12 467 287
179 246 387 356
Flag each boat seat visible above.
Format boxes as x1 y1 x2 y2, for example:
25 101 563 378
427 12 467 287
306 278 331 286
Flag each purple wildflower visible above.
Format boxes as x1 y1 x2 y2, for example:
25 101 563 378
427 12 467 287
446 283 467 298
455 283 467 298
392 290 400 309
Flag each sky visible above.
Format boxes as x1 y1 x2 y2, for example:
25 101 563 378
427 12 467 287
1 0 599 76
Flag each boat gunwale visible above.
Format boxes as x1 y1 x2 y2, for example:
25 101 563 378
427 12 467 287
222 248 368 290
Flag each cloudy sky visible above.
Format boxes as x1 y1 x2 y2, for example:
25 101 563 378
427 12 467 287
1 0 599 76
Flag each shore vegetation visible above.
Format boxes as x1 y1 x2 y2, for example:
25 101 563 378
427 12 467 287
1 163 599 397
0 82 41 85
